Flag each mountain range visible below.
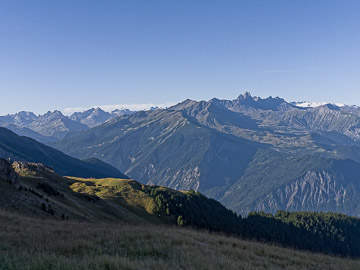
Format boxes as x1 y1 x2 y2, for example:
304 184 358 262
3 92 360 217
0 108 137 143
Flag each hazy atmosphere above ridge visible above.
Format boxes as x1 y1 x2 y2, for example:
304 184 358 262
0 0 360 115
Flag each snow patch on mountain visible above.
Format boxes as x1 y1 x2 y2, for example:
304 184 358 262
291 101 345 108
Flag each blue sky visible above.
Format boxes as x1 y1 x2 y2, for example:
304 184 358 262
0 0 359 115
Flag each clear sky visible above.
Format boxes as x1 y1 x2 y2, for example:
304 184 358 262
0 0 360 115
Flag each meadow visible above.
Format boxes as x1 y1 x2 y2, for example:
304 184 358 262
1 209 359 270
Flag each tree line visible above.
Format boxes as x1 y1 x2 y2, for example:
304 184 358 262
146 186 360 257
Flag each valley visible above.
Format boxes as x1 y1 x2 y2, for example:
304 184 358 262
2 1 359 268
3 93 360 267
35 93 360 217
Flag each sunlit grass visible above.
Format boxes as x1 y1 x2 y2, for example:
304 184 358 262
68 177 158 214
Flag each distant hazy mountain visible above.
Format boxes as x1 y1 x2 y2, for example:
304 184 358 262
111 108 136 116
0 111 38 126
0 127 128 179
52 93 360 216
0 110 89 142
70 108 112 128
28 110 89 140
69 107 141 128
0 108 137 142
4 93 360 216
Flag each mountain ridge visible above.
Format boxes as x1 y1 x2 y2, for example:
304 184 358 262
0 127 128 179
51 93 360 216
4 93 360 216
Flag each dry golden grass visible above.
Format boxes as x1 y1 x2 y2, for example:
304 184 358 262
1 209 359 270
68 177 157 214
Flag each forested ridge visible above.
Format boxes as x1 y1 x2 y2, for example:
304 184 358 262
2 158 360 259
148 186 360 257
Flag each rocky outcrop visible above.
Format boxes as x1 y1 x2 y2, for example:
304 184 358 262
254 170 358 216
12 161 54 175
0 158 20 189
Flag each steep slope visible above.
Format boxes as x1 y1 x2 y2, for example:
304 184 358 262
2 160 360 259
53 109 262 199
51 93 360 216
221 149 360 217
0 127 127 178
81 157 128 177
0 158 241 229
0 122 49 142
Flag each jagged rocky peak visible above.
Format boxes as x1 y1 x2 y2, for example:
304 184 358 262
14 111 38 120
237 91 254 100
12 161 54 175
231 92 292 111
237 92 285 103
42 110 66 119
0 111 38 126
233 92 256 105
91 107 111 118
0 158 20 189
81 107 110 118
15 111 37 117
234 92 262 105
70 108 95 121
69 107 111 127
93 107 105 114
111 108 135 116
169 99 199 111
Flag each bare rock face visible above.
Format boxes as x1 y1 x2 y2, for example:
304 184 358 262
254 170 357 215
12 161 54 175
0 158 20 189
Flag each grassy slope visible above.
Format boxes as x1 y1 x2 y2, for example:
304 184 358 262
5 166 237 228
1 210 359 270
69 177 157 213
9 169 172 223
67 176 172 224
67 176 242 230
5 164 360 260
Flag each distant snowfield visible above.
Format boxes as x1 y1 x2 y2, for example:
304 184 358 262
291 101 346 108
